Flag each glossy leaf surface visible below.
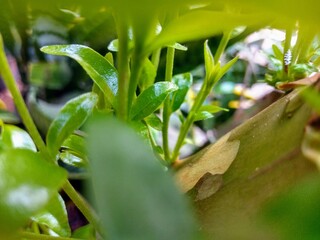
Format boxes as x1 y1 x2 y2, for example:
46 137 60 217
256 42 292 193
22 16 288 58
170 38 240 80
194 111 214 121
170 73 193 112
41 45 118 105
1 124 37 151
144 114 163 131
130 82 178 120
0 149 67 238
87 116 199 240
61 133 87 160
31 194 71 237
46 93 98 157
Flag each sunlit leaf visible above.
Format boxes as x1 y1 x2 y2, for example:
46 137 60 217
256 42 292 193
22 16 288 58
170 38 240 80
171 73 193 112
87 116 199 240
0 149 67 238
217 56 239 80
149 10 270 51
31 194 71 237
204 40 214 75
46 92 98 157
41 45 118 105
199 105 229 114
130 82 178 120
194 111 214 121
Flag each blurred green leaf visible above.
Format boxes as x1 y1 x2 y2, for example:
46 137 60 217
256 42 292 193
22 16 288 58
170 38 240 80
87 116 199 240
150 10 269 51
41 45 118 106
130 82 178 120
29 62 71 90
194 111 214 121
262 175 320 240
31 193 71 237
0 149 67 238
171 73 193 112
300 87 320 114
46 92 98 157
169 42 188 51
72 224 95 239
0 110 20 124
1 124 37 151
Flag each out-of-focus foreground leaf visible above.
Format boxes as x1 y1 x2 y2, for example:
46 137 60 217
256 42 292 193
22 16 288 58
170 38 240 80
87 115 200 240
0 149 67 238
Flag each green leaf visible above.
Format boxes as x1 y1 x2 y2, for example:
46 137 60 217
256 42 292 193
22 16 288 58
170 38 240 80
130 82 178 120
300 87 320 114
171 73 193 112
149 10 269 51
87 116 199 240
144 114 163 131
262 175 320 240
59 150 88 169
199 105 229 114
61 133 87 160
204 40 214 75
217 56 239 80
1 124 37 151
168 42 188 51
72 224 95 239
138 58 157 91
31 194 71 237
272 44 283 60
46 92 98 157
0 149 67 238
194 111 214 121
41 45 118 106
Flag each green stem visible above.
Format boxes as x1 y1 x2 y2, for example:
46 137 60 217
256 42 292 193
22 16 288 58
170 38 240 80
63 181 102 236
20 231 84 240
116 19 130 121
170 82 209 163
283 28 293 80
0 35 48 158
151 48 161 72
128 48 144 114
171 32 232 163
162 47 175 162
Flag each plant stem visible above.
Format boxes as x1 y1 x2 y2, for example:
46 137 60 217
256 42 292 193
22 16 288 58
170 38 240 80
171 32 232 163
20 231 84 240
63 181 102 236
116 19 130 121
0 35 49 158
283 28 292 80
162 47 175 162
128 48 144 114
151 48 161 72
